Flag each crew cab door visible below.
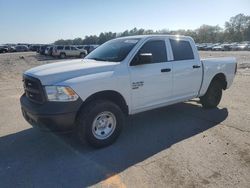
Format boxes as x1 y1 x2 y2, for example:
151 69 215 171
169 38 202 100
129 39 173 112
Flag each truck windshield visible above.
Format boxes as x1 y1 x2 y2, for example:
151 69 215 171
85 38 140 62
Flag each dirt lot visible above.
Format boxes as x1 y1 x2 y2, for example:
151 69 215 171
0 51 249 188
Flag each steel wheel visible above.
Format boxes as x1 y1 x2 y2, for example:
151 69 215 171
92 111 116 140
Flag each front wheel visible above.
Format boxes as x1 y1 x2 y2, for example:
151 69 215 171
76 100 124 148
200 81 222 108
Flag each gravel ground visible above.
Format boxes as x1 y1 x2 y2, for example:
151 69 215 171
0 52 249 188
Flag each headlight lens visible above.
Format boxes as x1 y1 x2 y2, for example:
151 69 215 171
45 86 79 102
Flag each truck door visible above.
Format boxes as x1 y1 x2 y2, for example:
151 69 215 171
169 38 203 100
129 39 173 112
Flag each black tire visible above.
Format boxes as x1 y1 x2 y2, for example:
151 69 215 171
200 80 222 108
60 53 66 59
76 100 124 148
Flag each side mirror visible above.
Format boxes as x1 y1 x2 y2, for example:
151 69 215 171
131 53 152 66
139 53 152 64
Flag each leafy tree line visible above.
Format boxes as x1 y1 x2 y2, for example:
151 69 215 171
54 13 250 45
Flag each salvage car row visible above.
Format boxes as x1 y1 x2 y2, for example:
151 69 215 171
0 44 99 58
196 42 250 51
0 44 30 53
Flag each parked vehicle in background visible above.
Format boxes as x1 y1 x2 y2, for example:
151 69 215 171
196 43 207 50
38 45 50 55
45 46 54 56
203 43 217 51
237 43 248 50
222 44 231 51
20 35 237 147
52 45 87 58
29 45 41 52
211 45 222 51
0 45 8 53
76 45 85 49
17 43 30 47
229 43 240 51
14 45 29 52
76 45 99 53
211 44 230 51
8 46 16 52
247 45 250 51
83 45 99 54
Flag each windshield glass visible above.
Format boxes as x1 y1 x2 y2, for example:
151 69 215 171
85 38 140 62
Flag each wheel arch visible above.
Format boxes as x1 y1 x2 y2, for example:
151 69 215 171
79 90 129 116
210 73 227 90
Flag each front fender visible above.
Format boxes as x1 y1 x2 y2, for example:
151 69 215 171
58 71 131 111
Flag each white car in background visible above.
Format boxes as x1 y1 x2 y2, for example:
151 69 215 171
52 45 87 58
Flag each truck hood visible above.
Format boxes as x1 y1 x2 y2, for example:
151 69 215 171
25 59 118 85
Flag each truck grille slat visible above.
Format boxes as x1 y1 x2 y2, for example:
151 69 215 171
23 75 45 104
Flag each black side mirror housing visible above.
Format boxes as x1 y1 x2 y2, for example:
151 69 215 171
139 53 152 64
131 53 152 66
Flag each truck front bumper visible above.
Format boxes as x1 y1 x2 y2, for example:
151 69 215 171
20 94 83 132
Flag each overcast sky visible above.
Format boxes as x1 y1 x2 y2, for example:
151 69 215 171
0 0 250 44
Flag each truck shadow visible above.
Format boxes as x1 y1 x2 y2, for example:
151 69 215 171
0 102 228 187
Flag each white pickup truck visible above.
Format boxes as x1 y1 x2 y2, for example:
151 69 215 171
20 35 237 147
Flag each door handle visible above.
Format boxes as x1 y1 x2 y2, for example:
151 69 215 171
193 65 201 69
161 68 171 73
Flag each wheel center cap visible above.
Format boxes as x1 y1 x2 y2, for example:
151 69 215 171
98 120 108 129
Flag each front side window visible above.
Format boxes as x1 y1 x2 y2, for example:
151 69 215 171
65 46 70 50
170 39 194 61
138 40 167 64
71 46 77 50
85 38 140 62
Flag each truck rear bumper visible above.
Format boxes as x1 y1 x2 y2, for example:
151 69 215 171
20 94 83 132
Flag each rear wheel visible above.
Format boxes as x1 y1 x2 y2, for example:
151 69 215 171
76 100 124 148
200 80 222 108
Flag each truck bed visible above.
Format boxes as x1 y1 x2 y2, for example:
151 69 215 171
199 57 237 96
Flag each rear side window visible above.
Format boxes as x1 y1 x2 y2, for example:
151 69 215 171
65 46 70 50
170 39 194 61
139 40 167 64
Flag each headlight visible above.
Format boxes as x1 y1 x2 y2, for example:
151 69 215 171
45 86 79 102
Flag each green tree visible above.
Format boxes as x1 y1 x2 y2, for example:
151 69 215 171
72 38 83 45
98 32 116 44
83 35 99 44
195 25 223 43
54 13 250 45
225 14 250 42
